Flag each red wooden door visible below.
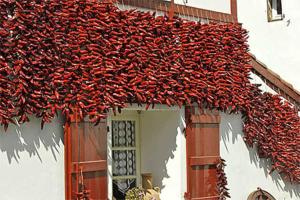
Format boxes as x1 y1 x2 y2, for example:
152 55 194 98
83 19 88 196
65 116 108 200
185 107 221 200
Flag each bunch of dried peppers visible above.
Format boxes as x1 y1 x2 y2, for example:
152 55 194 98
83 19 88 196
0 0 299 187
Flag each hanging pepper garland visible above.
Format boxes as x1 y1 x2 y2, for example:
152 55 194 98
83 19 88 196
244 86 300 182
217 159 230 200
0 0 299 187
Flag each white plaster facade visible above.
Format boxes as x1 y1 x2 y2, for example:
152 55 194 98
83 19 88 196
220 112 300 200
165 0 231 14
237 0 300 91
0 116 65 200
139 110 186 200
218 73 300 200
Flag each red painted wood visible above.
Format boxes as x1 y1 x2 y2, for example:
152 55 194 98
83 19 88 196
190 115 221 124
65 122 72 199
66 116 108 200
185 107 220 200
189 156 220 166
169 0 175 20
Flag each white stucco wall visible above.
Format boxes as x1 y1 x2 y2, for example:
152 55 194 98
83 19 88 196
164 0 231 14
140 109 186 200
237 0 300 91
221 73 300 199
220 112 300 200
0 116 65 200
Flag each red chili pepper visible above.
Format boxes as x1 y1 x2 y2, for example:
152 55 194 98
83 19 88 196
0 0 298 184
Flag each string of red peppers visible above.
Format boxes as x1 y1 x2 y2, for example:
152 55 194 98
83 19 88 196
217 159 230 199
0 0 299 186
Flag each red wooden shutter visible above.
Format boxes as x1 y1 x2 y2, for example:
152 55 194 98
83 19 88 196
65 115 108 200
185 107 221 200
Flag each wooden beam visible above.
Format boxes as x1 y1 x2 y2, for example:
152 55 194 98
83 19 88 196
250 55 300 109
189 156 220 166
191 114 221 124
121 0 237 23
169 0 175 20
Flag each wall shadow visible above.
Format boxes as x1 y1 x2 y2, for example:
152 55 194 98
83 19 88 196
140 110 184 196
0 115 64 164
220 112 300 199
247 145 300 199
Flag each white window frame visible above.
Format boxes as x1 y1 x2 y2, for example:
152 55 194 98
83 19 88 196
107 111 141 200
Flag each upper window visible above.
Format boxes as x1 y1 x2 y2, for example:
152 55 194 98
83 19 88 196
267 0 283 21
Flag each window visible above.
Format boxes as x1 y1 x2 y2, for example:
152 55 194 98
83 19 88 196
108 114 141 200
267 0 283 21
111 120 139 199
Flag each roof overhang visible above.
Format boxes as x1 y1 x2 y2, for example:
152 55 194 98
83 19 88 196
250 54 300 110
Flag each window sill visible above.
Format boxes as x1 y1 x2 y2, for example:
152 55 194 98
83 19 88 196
268 14 284 22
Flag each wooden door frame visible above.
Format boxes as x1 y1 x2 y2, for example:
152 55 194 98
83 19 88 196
65 121 72 200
